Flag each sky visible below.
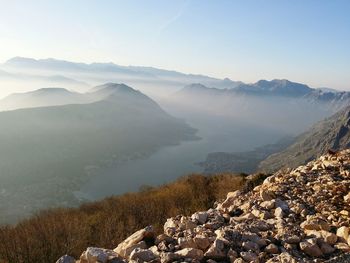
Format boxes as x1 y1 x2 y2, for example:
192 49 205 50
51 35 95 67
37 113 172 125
0 0 349 89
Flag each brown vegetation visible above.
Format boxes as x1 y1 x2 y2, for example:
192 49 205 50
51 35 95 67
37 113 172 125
0 173 258 263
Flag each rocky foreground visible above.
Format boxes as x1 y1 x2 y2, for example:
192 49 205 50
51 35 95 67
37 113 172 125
57 150 350 263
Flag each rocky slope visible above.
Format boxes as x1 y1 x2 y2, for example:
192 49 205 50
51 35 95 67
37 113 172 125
259 105 350 173
57 150 350 263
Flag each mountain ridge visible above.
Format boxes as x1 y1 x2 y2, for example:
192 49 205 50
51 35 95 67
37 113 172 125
259 104 350 172
178 80 349 101
0 83 197 224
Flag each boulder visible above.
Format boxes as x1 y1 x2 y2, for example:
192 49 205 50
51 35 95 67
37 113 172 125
177 237 197 249
163 218 178 236
130 248 157 262
219 190 241 209
114 226 154 258
80 247 121 263
191 211 208 225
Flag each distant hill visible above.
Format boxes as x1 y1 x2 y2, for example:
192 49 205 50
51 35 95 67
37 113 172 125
0 83 197 224
0 83 161 111
0 87 88 111
259 105 350 172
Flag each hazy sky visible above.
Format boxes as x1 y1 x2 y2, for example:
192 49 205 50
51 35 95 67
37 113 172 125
0 0 349 89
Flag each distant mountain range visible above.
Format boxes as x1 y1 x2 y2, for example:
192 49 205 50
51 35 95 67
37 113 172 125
0 57 243 98
177 81 350 107
2 56 349 102
0 83 197 224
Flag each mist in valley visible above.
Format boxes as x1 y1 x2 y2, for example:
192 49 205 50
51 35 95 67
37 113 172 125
0 58 348 225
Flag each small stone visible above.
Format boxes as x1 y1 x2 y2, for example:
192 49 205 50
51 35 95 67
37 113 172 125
260 200 275 209
337 226 349 242
260 190 275 201
227 249 238 262
275 199 289 212
55 255 76 263
344 192 350 202
320 242 335 254
340 210 349 216
284 235 300 244
274 207 285 218
228 208 244 217
299 241 323 257
240 251 258 262
175 248 204 260
160 252 178 263
264 244 279 254
204 239 226 260
193 235 210 250
300 218 330 231
231 213 255 222
242 241 259 253
267 252 297 263
334 242 350 252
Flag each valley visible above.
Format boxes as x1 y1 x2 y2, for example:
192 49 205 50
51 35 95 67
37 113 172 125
1 59 350 226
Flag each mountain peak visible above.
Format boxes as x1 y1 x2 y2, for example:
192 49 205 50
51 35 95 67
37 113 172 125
185 83 210 89
249 79 313 96
91 83 138 95
6 56 37 64
33 87 71 93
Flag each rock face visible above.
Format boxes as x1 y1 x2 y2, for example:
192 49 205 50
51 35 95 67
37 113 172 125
58 150 350 262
